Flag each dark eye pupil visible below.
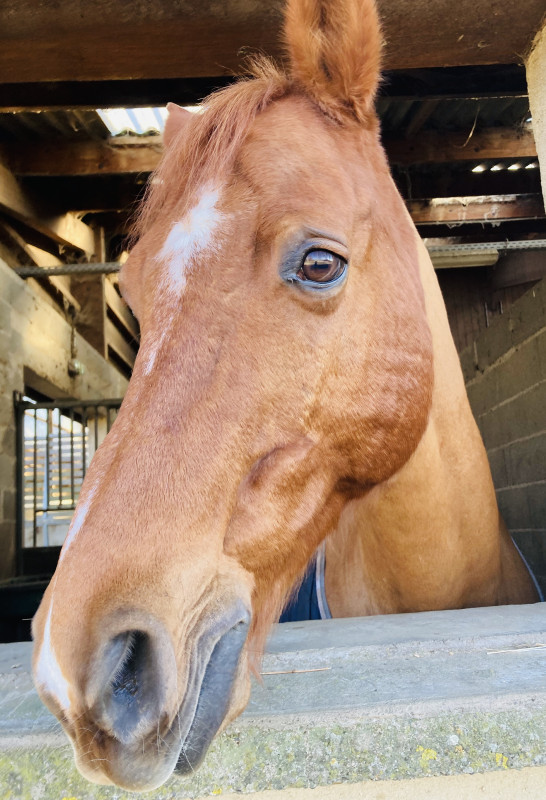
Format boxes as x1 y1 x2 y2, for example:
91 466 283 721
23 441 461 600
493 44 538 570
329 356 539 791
300 250 346 283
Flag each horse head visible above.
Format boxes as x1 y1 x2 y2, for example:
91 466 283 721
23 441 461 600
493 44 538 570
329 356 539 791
32 0 435 789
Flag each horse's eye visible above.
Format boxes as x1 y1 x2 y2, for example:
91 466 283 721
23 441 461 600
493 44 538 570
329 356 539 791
299 250 347 283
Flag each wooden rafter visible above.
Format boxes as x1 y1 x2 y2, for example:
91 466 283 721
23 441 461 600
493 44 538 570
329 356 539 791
5 138 163 177
4 127 538 179
384 127 537 166
0 66 528 113
1 1 545 84
408 194 545 225
0 160 95 254
0 219 81 309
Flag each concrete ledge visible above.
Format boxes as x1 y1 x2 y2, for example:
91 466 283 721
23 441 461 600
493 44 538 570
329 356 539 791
1 605 545 799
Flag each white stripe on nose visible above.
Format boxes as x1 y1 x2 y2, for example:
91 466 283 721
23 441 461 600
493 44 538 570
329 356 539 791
59 484 97 563
35 600 71 711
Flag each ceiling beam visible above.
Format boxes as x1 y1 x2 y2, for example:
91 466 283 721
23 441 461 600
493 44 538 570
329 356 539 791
0 65 528 112
409 194 545 225
5 138 162 177
20 166 543 217
5 127 538 179
0 160 95 254
392 166 542 200
19 177 145 215
0 1 544 86
385 127 537 165
5 139 161 177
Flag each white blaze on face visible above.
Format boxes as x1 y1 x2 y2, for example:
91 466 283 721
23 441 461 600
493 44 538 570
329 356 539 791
142 184 225 376
157 184 224 295
35 598 71 711
34 484 99 709
58 484 97 564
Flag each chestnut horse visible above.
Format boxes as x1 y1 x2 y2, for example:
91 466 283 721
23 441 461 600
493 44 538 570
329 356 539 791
32 0 539 791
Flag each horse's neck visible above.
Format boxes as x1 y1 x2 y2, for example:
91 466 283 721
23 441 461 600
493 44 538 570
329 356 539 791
325 236 538 617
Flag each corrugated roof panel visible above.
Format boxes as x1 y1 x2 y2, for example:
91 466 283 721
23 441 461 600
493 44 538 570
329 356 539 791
97 106 201 136
97 107 197 136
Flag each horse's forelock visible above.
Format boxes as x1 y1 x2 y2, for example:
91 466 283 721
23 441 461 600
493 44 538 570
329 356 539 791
132 58 290 243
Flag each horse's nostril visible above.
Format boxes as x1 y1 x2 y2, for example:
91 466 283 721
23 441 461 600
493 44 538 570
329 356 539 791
111 630 147 701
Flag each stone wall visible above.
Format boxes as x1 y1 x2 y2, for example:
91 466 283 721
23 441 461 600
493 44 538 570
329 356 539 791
461 278 546 594
0 258 128 579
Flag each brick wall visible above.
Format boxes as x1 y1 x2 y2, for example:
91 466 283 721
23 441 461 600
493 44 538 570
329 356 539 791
461 278 546 595
0 259 128 579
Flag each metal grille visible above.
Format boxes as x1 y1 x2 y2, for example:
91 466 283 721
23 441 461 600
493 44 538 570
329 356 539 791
15 396 122 562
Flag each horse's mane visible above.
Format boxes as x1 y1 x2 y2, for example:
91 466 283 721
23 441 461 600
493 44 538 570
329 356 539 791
133 58 290 240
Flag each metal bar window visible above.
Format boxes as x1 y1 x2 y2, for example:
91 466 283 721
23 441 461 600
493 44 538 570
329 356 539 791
15 396 122 568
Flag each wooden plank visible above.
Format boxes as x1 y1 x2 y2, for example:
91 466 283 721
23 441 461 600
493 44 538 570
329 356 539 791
71 275 107 358
0 160 95 254
0 1 545 83
408 194 545 225
105 318 137 370
6 127 538 179
104 279 139 340
6 138 163 177
385 127 537 166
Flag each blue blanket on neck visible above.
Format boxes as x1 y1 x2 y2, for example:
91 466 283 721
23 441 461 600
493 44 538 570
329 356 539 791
279 545 332 622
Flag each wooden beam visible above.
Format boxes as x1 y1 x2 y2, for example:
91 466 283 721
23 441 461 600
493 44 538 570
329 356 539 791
0 160 95 254
0 220 81 310
71 274 107 358
6 138 163 177
0 1 545 84
408 194 545 225
392 165 542 201
105 279 139 341
105 318 137 371
385 127 537 166
6 127 538 180
0 65 528 112
19 176 144 215
23 168 540 218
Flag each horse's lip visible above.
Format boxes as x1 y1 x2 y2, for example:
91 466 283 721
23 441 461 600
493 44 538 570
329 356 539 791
175 614 249 774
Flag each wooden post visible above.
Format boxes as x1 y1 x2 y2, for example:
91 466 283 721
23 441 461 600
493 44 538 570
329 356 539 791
527 19 546 210
70 227 108 359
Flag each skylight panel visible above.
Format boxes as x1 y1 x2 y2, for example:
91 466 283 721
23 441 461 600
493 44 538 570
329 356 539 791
97 106 201 136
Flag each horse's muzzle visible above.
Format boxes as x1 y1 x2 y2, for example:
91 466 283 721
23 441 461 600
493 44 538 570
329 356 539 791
77 602 250 791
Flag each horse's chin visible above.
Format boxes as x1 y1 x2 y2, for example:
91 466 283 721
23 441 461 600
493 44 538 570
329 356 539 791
74 723 182 791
